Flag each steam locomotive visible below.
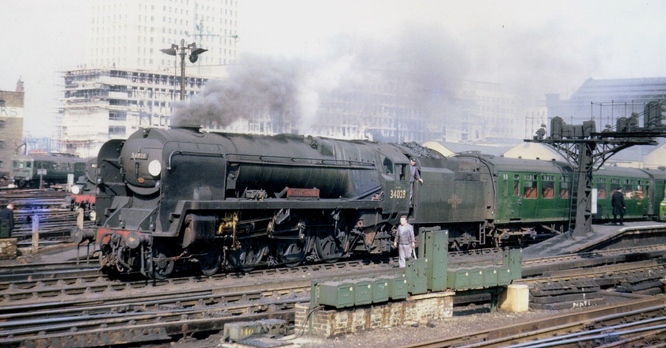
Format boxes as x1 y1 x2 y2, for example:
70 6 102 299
88 127 666 278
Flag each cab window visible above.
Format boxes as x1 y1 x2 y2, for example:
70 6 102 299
383 158 393 175
396 164 407 181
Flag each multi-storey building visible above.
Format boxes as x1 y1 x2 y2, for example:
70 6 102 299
311 80 435 143
0 80 25 179
448 80 519 143
86 0 238 73
59 0 238 156
61 68 208 157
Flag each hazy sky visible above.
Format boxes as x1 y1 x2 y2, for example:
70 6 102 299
1 0 665 137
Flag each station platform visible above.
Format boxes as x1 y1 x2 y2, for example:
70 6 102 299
522 221 666 258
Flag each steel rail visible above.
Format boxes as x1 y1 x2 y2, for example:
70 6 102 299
396 296 666 348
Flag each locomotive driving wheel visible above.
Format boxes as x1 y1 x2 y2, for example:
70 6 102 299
315 227 346 262
227 240 266 271
199 247 221 276
277 239 308 267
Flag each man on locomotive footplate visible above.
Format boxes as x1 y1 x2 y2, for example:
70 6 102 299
409 158 424 204
611 188 626 225
393 215 416 268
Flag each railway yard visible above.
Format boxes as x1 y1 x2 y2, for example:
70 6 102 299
1 190 666 348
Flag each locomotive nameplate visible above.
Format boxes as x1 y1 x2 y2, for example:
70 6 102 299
287 188 320 198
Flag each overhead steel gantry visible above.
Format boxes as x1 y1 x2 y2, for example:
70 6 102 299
526 101 666 237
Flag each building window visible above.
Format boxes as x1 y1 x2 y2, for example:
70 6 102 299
109 111 127 121
109 126 126 135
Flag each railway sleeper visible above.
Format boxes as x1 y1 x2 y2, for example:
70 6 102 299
530 297 608 310
530 291 605 305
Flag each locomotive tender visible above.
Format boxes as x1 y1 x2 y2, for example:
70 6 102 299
91 127 666 278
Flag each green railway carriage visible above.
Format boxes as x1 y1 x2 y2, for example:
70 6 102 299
593 167 666 221
455 153 575 236
593 167 650 220
640 169 666 220
11 154 88 189
452 153 666 245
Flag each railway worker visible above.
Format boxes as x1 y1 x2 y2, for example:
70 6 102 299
611 188 626 225
0 203 15 237
409 158 424 203
393 215 416 268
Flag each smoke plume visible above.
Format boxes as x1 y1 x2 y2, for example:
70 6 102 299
171 22 470 134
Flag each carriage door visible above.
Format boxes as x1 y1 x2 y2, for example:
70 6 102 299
520 173 539 221
506 173 522 220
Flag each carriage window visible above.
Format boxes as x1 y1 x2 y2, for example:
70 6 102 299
26 161 31 168
523 174 537 199
12 161 18 168
542 175 555 199
635 185 644 199
512 174 520 196
560 176 571 198
597 178 607 183
560 182 570 199
624 184 633 199
597 183 607 199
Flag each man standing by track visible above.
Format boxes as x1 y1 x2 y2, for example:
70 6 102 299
611 188 626 225
393 215 415 268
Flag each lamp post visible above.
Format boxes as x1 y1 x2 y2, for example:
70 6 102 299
161 39 207 100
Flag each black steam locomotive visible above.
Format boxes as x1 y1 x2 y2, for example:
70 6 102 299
90 127 665 278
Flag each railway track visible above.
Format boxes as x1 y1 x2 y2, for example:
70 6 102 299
399 296 666 348
3 245 664 305
0 282 307 348
2 241 665 347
